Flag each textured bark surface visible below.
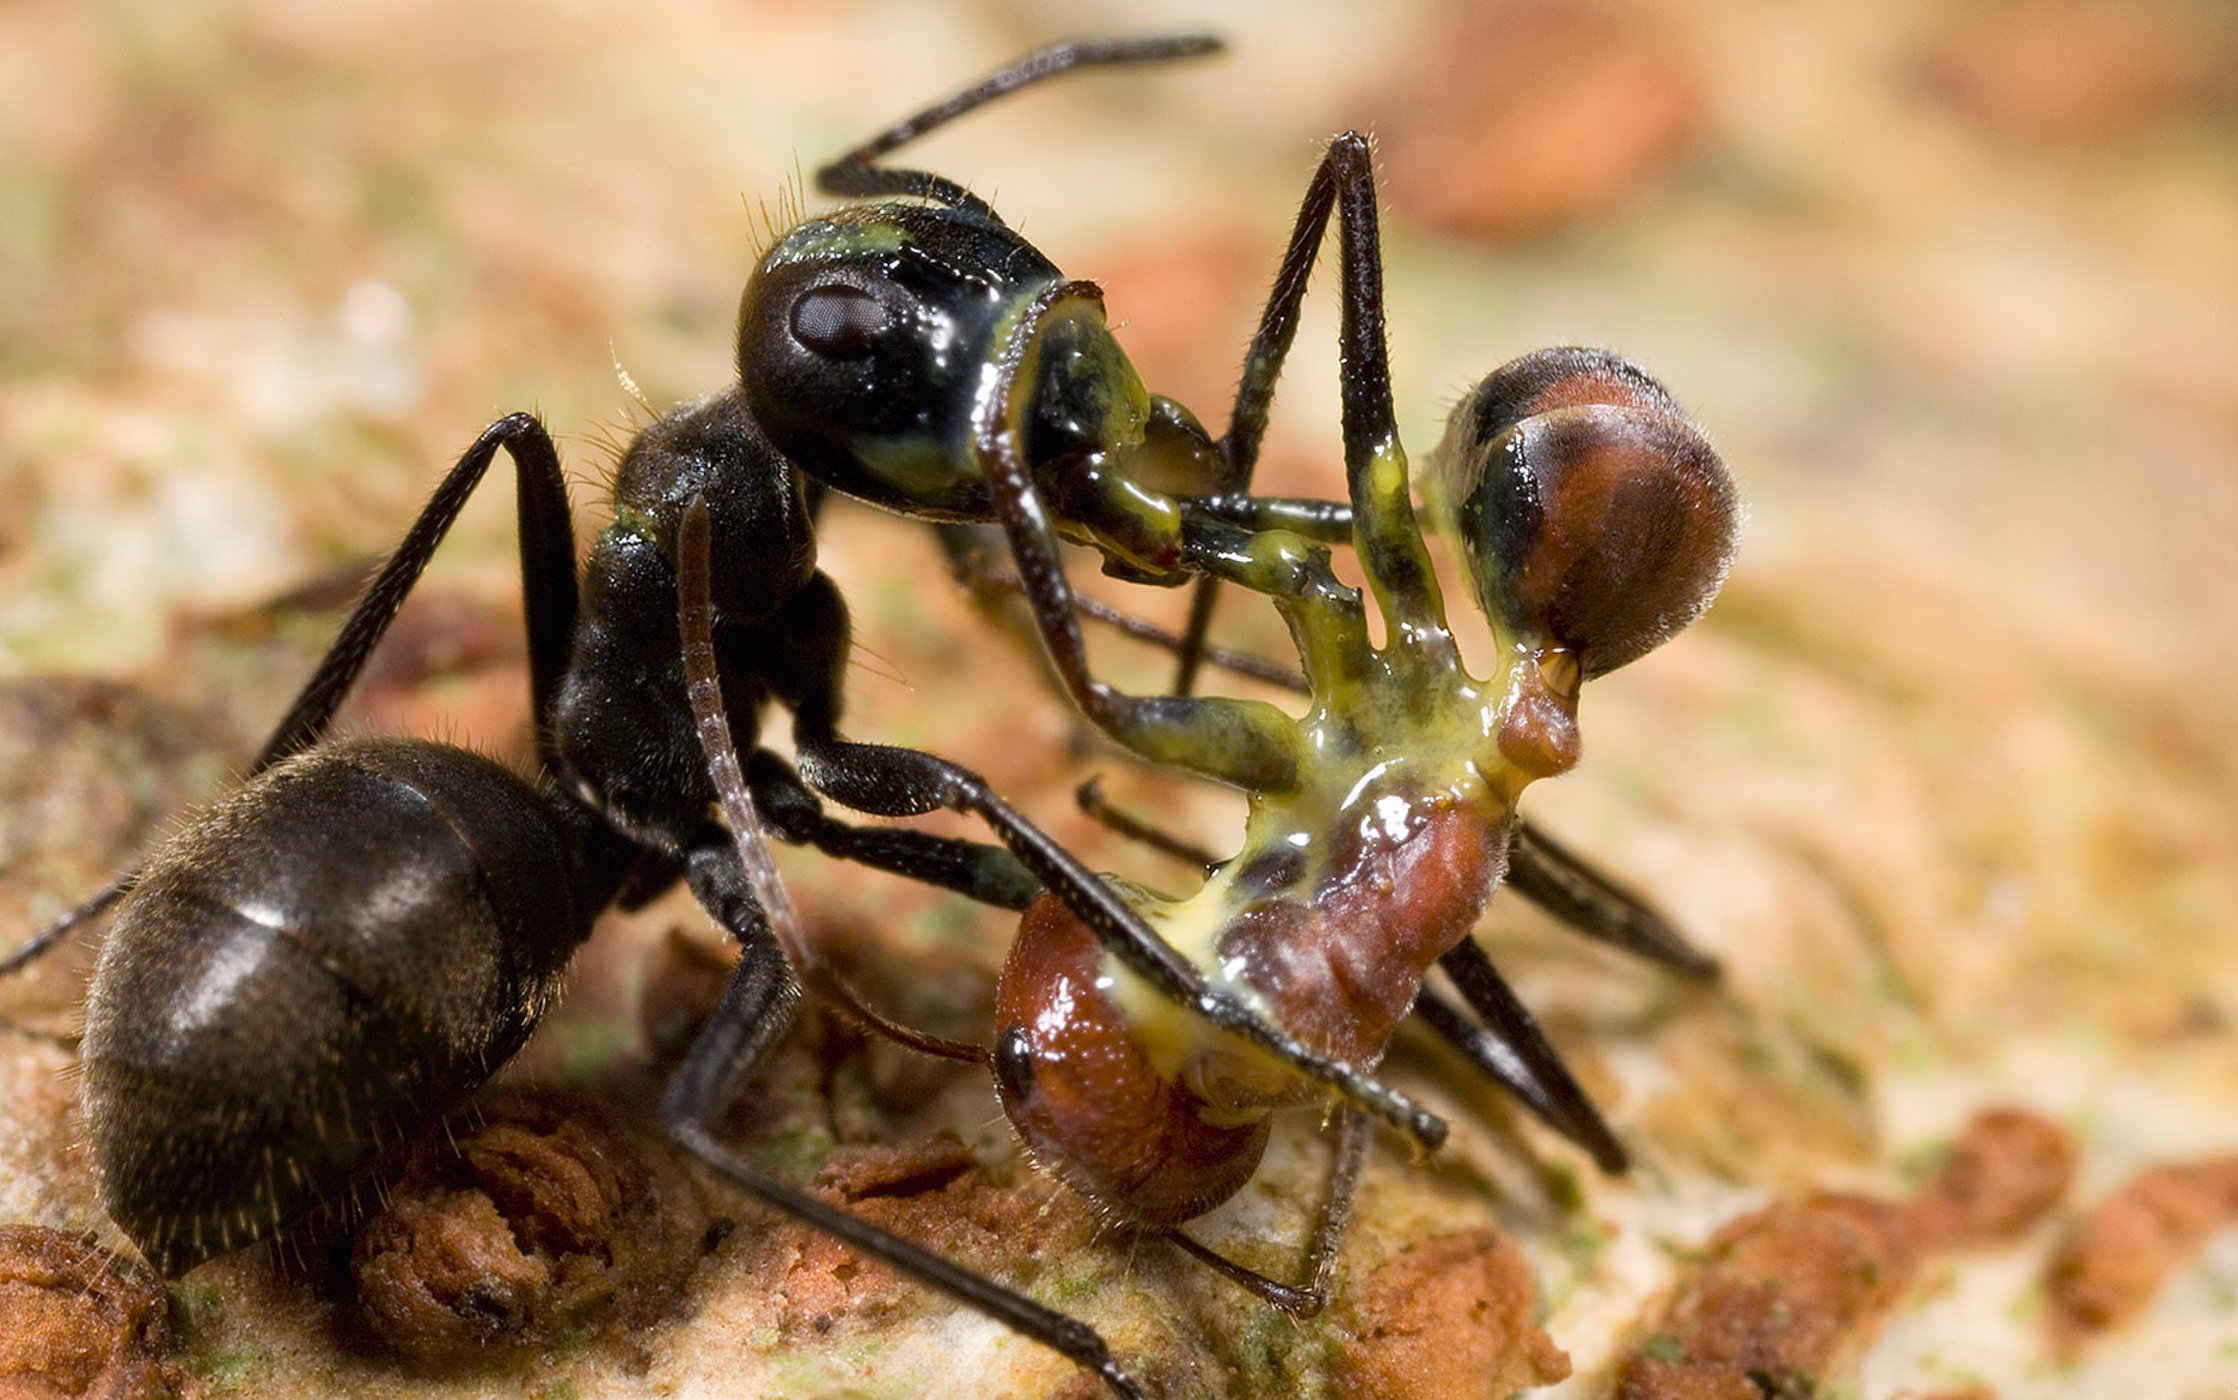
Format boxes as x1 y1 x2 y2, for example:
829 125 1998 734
2 1 2235 1397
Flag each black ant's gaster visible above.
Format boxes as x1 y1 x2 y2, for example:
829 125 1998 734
3 36 1740 1398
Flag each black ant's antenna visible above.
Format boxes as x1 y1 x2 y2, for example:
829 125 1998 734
818 34 1221 212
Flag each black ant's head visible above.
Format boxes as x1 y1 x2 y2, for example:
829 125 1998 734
738 202 1172 532
1426 348 1741 684
738 203 1053 519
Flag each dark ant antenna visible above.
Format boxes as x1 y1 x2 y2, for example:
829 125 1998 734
818 34 1222 212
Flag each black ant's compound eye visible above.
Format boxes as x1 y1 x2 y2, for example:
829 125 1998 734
789 284 890 359
1430 347 1740 678
992 1025 1037 1103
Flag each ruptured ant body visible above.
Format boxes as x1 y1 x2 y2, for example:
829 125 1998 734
4 36 1737 1398
796 90 1741 1311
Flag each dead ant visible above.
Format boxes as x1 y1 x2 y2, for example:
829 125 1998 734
858 106 1742 1312
764 28 1728 1169
973 336 1737 1314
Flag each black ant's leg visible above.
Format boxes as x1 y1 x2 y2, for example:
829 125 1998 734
1 414 574 979
1423 939 1627 1172
668 500 1148 1397
749 750 1042 913
680 837 986 1064
790 732 1448 1155
257 413 577 771
663 932 1148 1400
996 550 1712 977
0 884 126 980
675 498 983 1064
973 281 1390 793
1507 823 1718 977
816 34 1220 215
1165 1106 1368 1316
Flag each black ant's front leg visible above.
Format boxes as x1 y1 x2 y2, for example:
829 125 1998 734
1 413 578 978
747 749 1042 912
789 728 1448 1156
967 279 1315 793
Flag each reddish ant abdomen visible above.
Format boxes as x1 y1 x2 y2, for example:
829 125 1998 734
995 895 1273 1226
995 792 1508 1228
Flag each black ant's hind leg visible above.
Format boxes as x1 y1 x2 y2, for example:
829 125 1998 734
662 926 1149 1400
2 413 576 979
667 498 1149 1398
0 884 124 980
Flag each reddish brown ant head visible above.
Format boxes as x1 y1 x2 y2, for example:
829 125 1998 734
993 894 1271 1227
1429 347 1740 682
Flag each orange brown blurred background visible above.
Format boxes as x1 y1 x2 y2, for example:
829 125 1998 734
3 1 2235 1396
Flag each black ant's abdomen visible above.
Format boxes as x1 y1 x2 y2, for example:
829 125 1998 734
81 738 603 1275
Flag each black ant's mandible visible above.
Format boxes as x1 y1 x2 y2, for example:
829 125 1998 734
3 34 1739 1399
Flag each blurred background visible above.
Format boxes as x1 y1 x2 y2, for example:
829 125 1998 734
2 1 2235 1396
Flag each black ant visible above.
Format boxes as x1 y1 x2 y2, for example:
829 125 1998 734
0 35 1737 1399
